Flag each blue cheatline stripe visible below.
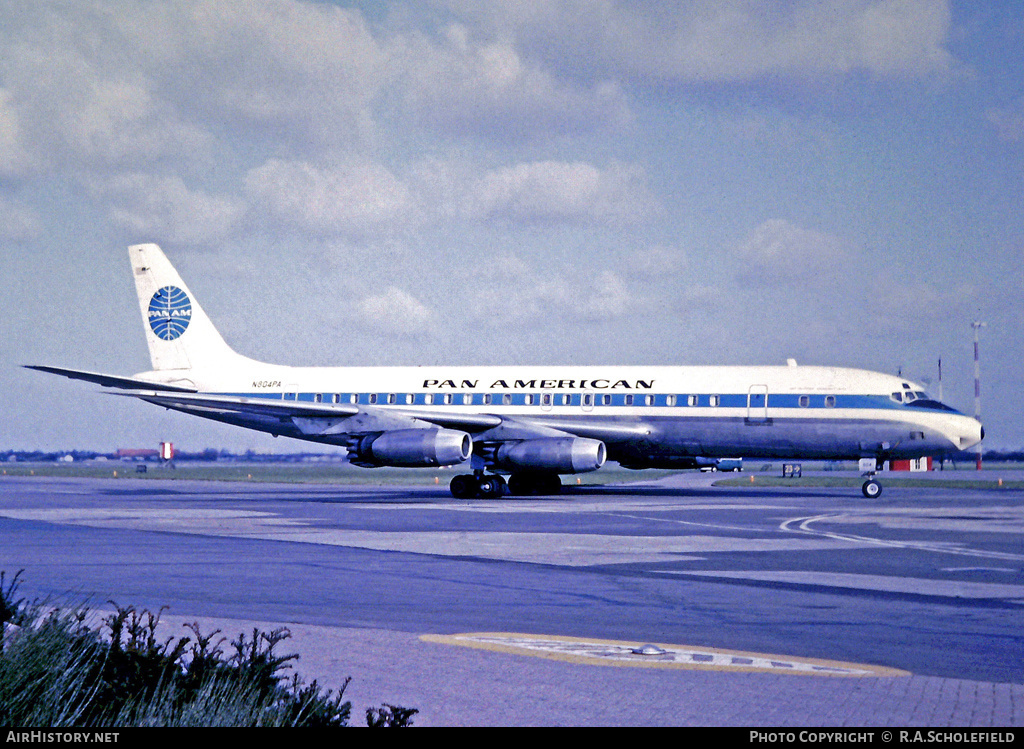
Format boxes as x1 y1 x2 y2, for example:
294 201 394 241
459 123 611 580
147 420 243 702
228 391 927 412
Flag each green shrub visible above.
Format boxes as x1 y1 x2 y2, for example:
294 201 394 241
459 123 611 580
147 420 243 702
0 571 415 727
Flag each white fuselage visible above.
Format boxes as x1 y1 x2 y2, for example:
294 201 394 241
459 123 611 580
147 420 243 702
136 361 983 463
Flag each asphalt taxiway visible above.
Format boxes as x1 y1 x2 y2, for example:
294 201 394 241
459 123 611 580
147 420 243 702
1 472 1021 726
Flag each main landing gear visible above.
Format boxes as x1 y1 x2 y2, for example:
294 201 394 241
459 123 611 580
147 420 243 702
449 471 563 499
450 472 505 499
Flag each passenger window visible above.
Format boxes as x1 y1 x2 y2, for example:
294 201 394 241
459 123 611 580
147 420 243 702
314 393 323 403
687 395 697 407
709 395 720 407
645 394 654 406
625 394 634 406
443 393 453 405
424 393 434 405
542 393 552 407
583 393 593 407
601 394 611 406
462 393 472 405
666 395 676 406
799 395 810 408
561 394 571 406
502 393 512 405
369 393 378 404
825 395 836 408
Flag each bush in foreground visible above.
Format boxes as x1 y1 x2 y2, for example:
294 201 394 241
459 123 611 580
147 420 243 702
0 571 416 727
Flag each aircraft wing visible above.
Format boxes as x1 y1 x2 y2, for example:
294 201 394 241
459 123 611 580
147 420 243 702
24 365 198 392
522 417 655 443
386 409 502 430
38 367 646 444
115 391 503 431
115 390 650 444
118 391 360 418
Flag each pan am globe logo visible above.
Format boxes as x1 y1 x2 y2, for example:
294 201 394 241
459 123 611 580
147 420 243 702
148 286 192 340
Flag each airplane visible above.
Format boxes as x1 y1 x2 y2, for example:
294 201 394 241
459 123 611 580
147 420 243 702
28 244 983 500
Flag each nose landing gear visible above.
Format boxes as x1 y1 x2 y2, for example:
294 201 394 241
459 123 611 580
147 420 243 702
861 478 883 499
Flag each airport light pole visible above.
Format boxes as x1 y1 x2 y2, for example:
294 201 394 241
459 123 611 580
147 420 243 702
972 321 985 471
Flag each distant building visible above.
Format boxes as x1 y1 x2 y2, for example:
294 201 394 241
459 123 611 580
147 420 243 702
117 448 159 461
888 457 932 472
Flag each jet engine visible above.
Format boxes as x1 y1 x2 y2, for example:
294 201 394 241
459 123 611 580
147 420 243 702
491 437 606 474
348 428 472 467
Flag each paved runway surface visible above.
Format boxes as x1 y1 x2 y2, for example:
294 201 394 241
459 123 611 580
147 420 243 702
1 472 1022 726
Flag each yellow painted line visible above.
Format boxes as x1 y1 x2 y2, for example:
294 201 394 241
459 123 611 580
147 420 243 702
421 632 910 677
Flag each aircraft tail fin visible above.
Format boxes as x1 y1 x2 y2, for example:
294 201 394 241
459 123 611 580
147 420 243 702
129 243 241 372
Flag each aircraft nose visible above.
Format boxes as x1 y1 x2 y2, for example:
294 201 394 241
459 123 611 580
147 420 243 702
949 416 984 451
961 419 984 450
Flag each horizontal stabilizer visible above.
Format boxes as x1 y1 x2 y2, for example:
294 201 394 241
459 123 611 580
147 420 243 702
24 365 197 392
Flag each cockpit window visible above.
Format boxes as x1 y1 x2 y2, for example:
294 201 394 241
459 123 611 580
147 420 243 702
905 399 958 413
894 390 932 404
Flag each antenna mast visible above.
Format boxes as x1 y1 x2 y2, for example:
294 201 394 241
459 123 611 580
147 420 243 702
971 321 986 471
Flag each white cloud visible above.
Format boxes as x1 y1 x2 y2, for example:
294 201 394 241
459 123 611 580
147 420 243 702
386 22 632 139
987 98 1024 143
92 173 246 245
0 1 383 174
357 286 434 335
735 218 852 282
0 197 42 242
729 218 977 340
0 89 33 177
440 0 957 84
459 251 637 325
243 155 656 236
245 158 411 238
622 244 689 278
140 0 384 147
0 7 211 171
468 160 657 226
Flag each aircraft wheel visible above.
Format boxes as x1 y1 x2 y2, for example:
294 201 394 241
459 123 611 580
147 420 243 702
508 472 562 496
507 473 535 496
862 479 883 499
477 474 506 499
450 474 477 499
542 474 563 495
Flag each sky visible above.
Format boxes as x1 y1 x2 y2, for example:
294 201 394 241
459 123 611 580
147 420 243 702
1 0 1021 454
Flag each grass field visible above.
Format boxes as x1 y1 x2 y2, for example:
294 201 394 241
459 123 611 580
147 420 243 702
715 475 1024 491
3 460 1023 491
0 460 650 486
